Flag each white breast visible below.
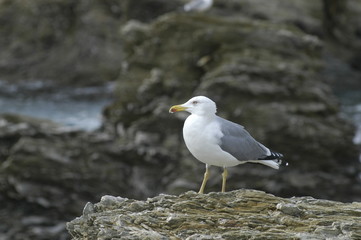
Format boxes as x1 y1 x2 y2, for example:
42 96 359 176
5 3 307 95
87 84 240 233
183 115 241 167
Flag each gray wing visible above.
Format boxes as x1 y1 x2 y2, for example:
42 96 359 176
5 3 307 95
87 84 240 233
216 116 269 161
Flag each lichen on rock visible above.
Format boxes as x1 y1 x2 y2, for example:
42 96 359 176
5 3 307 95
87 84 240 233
67 189 361 240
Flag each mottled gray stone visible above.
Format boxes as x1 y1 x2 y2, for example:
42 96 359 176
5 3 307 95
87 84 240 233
67 190 361 239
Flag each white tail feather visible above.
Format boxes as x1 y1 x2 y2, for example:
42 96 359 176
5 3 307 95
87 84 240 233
248 160 280 169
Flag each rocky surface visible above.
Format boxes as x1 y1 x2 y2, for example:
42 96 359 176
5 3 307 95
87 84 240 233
0 0 121 87
67 189 361 239
0 114 171 239
0 0 183 88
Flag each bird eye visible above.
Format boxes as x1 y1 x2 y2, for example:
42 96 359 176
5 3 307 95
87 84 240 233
192 100 198 105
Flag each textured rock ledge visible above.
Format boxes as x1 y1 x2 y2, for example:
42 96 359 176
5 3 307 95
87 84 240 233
67 189 361 240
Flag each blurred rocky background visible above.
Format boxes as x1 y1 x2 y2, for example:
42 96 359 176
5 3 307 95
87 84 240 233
0 0 360 239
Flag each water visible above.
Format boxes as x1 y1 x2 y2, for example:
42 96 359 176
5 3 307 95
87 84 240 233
0 80 359 138
0 82 114 131
0 96 111 130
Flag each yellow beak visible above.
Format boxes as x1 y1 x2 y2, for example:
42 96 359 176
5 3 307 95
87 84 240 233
169 104 187 113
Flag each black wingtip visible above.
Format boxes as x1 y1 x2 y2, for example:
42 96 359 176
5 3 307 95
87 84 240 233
259 151 288 167
259 151 283 160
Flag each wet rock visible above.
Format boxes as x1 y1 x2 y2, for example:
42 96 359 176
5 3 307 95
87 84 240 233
0 113 71 163
67 189 361 239
0 114 174 239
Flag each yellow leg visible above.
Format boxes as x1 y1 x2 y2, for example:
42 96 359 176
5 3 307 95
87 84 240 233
198 165 210 194
221 167 228 193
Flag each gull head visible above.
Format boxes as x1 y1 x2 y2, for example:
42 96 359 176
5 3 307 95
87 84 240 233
169 96 217 116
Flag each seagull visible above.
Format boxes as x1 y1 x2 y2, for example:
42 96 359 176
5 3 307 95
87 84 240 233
183 0 213 12
169 96 285 194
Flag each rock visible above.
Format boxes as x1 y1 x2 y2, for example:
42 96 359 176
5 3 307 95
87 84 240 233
0 113 71 163
0 114 174 239
67 189 361 239
0 0 123 87
0 0 186 89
